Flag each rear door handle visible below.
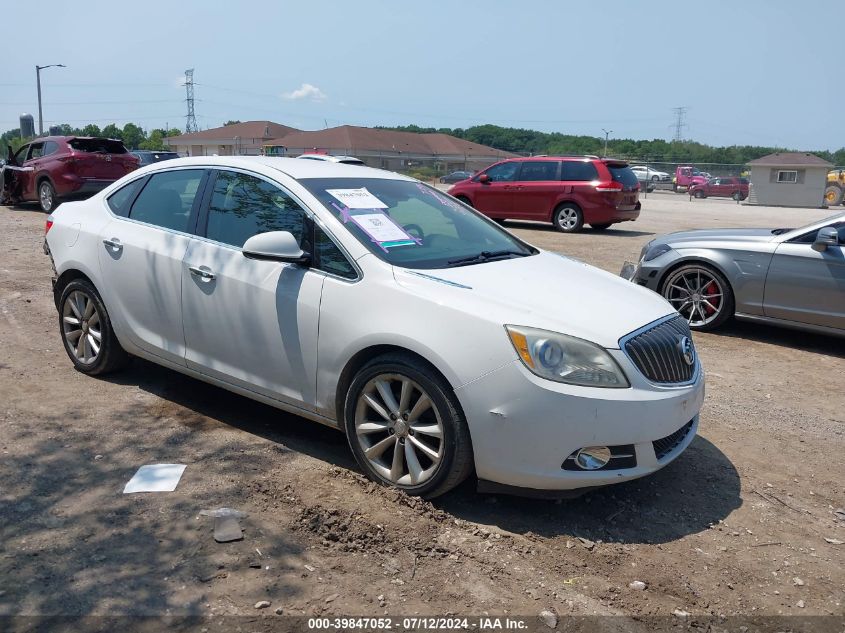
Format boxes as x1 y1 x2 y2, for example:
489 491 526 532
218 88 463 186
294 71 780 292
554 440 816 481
188 265 215 281
102 238 122 251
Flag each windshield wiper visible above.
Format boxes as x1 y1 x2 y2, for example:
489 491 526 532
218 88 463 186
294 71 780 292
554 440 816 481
447 249 530 267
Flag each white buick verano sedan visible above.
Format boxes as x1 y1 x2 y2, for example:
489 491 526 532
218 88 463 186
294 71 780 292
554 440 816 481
45 157 704 498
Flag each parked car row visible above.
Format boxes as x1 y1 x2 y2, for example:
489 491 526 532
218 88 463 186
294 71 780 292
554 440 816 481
447 156 641 233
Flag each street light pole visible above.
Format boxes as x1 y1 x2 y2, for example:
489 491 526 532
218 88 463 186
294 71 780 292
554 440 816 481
601 128 613 158
35 64 66 135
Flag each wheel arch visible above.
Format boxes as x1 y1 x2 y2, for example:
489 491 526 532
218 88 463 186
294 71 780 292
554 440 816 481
334 344 461 435
550 199 581 222
53 268 95 309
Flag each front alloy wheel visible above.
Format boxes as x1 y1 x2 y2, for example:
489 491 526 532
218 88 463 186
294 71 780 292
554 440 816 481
345 354 473 498
662 264 734 331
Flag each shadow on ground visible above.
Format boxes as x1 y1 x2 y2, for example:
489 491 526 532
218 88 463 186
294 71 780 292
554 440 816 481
502 219 655 238
707 319 845 359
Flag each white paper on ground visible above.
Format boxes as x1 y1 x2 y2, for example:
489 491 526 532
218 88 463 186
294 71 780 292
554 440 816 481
326 187 388 209
123 464 187 493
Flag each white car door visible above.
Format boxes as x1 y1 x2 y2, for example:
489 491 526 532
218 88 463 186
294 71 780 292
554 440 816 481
98 168 209 366
181 168 327 409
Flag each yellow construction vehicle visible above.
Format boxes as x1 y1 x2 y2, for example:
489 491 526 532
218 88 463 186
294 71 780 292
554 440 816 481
825 169 845 206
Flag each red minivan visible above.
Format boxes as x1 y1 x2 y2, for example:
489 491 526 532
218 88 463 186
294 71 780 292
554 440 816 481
447 156 641 233
2 136 139 211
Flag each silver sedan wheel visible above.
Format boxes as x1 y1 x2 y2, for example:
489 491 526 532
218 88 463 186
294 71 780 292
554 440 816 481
556 208 579 230
354 373 444 486
62 290 102 364
663 268 724 327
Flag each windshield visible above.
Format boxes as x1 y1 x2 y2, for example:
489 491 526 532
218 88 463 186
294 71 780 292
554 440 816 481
301 177 535 269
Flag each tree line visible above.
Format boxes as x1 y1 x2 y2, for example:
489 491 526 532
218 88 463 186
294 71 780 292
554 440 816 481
380 124 845 166
1 123 183 157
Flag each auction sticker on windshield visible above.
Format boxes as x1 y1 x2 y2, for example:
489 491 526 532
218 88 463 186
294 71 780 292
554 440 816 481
326 187 388 209
349 213 416 247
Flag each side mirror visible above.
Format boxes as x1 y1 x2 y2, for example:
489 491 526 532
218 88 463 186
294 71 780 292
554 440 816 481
242 231 311 265
812 227 839 252
477 173 491 184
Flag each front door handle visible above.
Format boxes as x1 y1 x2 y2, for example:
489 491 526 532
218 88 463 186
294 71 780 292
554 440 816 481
102 238 122 251
188 265 216 281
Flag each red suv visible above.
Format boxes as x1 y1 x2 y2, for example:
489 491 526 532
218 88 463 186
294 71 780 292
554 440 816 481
447 156 641 232
2 136 139 211
688 177 749 201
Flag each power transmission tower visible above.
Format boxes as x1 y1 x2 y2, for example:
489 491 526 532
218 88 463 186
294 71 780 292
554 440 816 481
184 69 198 134
671 106 687 142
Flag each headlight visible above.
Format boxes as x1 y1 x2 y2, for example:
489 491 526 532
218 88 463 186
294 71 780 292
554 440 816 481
505 326 629 388
643 243 672 261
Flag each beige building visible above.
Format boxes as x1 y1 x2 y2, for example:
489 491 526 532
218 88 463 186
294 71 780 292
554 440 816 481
163 121 300 157
747 152 833 208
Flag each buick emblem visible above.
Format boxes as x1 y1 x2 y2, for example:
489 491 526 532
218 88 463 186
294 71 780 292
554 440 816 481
678 336 695 366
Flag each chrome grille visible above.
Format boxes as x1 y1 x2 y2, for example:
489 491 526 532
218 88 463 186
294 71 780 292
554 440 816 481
623 316 696 384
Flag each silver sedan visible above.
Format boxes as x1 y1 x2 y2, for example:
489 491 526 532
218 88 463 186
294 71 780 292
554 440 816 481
621 213 845 337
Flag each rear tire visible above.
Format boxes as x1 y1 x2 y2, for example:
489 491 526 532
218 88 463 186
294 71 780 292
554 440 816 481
824 185 844 206
731 191 742 201
553 203 583 233
693 190 705 199
39 180 57 212
589 223 612 231
58 279 129 375
343 353 473 498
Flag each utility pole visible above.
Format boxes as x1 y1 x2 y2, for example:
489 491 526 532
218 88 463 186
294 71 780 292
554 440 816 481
671 106 687 142
36 64 66 135
184 69 198 133
601 128 613 157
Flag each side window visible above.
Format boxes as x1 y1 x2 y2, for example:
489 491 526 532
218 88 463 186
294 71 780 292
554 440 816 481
518 161 558 181
561 161 599 181
28 143 45 160
314 226 357 279
107 178 145 217
42 141 59 157
206 171 306 248
129 169 205 232
791 222 845 244
483 162 520 182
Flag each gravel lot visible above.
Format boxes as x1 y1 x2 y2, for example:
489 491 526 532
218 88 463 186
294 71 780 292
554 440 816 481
1 193 843 628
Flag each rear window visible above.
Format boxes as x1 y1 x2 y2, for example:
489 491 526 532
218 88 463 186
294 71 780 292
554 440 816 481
607 165 639 188
107 178 145 217
561 161 598 181
68 138 127 154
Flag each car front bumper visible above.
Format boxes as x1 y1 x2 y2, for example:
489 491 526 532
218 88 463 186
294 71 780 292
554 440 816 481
455 355 704 492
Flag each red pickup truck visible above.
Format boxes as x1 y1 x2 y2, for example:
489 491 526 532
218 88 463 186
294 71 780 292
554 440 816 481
688 177 749 201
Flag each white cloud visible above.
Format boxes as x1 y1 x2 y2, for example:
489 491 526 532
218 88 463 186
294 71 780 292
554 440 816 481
282 83 327 102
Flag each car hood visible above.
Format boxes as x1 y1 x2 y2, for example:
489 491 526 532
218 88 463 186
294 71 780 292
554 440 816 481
393 251 674 349
659 228 777 246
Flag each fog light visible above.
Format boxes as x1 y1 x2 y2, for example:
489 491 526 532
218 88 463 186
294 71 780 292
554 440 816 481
575 446 611 470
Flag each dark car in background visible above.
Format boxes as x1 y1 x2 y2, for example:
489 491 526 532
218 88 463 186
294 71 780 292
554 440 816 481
688 177 749 201
131 150 180 167
2 136 138 211
439 170 474 184
447 156 641 232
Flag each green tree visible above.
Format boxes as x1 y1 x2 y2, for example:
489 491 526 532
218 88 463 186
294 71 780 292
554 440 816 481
139 129 166 150
223 120 241 126
81 123 101 137
121 123 145 149
101 124 122 140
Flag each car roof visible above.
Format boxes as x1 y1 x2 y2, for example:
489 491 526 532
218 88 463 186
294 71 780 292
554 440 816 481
132 155 410 181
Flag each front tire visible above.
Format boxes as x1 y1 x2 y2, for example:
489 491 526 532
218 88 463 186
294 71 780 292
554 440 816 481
693 190 705 199
59 279 129 375
39 180 57 212
344 353 473 498
553 203 583 233
824 185 843 206
660 263 735 331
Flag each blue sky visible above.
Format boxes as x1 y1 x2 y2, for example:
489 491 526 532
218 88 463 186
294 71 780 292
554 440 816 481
1 0 842 149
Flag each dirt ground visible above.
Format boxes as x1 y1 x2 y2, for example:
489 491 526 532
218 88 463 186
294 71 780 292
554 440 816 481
1 192 843 630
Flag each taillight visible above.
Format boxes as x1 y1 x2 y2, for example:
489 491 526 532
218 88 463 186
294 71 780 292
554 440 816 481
595 182 623 192
45 216 54 234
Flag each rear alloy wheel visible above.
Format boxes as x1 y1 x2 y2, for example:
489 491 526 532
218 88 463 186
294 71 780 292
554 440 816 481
651 175 659 182
693 190 705 199
59 279 129 375
39 180 57 212
344 354 473 498
824 185 844 206
589 223 612 231
553 203 583 233
661 264 734 331
732 191 743 201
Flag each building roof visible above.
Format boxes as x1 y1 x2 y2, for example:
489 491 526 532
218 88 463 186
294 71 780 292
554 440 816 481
748 152 833 167
165 120 301 143
266 125 515 158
